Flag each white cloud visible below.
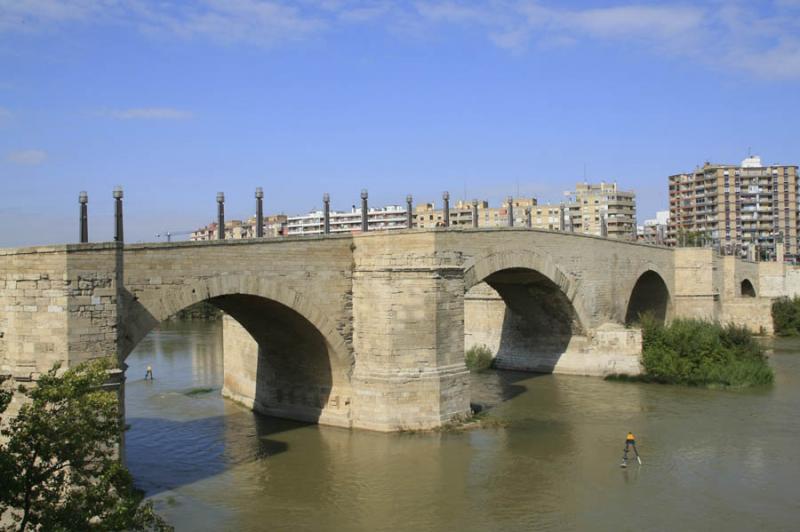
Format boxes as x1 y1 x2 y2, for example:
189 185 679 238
107 107 193 120
558 5 705 40
133 0 326 46
1 1 799 79
6 149 47 165
414 1 488 23
0 0 107 32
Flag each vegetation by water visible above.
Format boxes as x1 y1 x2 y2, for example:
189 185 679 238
465 345 493 372
0 360 172 531
183 387 216 396
771 296 800 336
610 316 774 388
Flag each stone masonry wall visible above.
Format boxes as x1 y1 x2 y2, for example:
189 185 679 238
0 243 120 378
673 248 721 321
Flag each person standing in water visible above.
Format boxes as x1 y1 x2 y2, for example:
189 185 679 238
622 431 640 466
145 365 153 380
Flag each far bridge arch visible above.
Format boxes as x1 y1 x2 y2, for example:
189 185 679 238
624 269 671 325
741 279 756 297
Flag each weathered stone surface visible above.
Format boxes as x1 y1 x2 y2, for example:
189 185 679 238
1 229 797 431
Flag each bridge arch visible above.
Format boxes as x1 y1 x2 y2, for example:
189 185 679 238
463 250 590 329
463 250 588 373
120 273 351 366
624 269 671 325
120 274 354 426
741 278 756 297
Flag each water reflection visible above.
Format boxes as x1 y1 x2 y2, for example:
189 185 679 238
126 322 800 532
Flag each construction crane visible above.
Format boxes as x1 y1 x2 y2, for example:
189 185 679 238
155 230 194 243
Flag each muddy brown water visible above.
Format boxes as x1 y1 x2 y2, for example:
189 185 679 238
125 321 800 531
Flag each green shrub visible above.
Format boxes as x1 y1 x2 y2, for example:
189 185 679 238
465 345 493 372
633 316 774 388
772 296 800 336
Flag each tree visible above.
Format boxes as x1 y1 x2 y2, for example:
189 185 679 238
0 359 172 531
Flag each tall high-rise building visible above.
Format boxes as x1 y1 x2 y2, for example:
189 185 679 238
668 156 799 258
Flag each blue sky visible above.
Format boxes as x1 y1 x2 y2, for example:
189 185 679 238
1 0 799 246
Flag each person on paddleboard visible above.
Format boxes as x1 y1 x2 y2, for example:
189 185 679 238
622 431 641 466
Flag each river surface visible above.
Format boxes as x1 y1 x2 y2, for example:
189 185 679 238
125 321 800 531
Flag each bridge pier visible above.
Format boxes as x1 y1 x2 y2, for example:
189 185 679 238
350 236 471 431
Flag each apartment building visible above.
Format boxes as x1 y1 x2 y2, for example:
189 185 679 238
190 215 287 241
414 198 543 228
563 182 637 239
668 156 799 258
637 210 670 245
286 205 407 235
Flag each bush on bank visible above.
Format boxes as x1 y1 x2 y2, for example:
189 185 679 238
771 296 800 336
465 345 493 372
621 316 774 388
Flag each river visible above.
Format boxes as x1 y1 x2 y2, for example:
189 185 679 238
125 321 800 531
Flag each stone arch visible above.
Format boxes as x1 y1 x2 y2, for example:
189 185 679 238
120 273 354 427
119 274 351 368
463 250 589 373
740 278 756 297
463 250 589 330
624 269 671 325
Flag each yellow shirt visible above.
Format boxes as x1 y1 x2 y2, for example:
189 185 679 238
626 433 635 441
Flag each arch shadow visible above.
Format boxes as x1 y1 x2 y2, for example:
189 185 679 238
624 270 671 325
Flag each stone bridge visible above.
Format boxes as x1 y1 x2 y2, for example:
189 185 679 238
0 228 791 431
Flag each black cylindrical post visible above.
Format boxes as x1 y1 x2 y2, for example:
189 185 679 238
79 191 88 243
526 206 532 228
255 187 264 238
507 196 514 227
472 199 479 228
113 186 124 242
442 191 450 228
217 192 225 240
360 189 368 232
323 193 331 234
406 194 413 229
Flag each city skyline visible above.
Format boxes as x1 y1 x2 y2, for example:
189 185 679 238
2 1 799 247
